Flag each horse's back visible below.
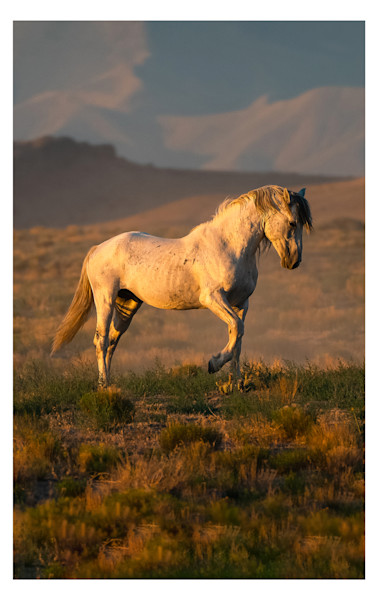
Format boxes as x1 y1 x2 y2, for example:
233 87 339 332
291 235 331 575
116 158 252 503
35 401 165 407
88 230 202 310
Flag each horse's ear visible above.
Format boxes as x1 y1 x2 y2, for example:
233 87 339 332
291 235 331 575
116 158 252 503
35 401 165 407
298 188 306 197
283 188 291 204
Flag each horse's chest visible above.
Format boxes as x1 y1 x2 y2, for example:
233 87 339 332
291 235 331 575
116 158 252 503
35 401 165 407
225 263 258 306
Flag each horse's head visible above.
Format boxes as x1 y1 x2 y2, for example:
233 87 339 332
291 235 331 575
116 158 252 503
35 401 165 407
261 187 312 270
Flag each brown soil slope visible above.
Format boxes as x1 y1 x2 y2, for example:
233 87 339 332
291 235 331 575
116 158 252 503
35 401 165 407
14 136 351 229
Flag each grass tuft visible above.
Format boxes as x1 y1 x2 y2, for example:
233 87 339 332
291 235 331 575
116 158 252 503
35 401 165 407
272 405 315 440
56 477 87 498
160 422 222 453
79 387 134 431
77 444 122 476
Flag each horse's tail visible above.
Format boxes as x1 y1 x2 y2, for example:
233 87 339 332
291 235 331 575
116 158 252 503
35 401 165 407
51 245 97 355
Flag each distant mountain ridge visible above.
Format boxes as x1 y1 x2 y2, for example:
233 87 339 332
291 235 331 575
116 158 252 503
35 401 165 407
159 87 364 177
14 136 352 230
14 86 364 177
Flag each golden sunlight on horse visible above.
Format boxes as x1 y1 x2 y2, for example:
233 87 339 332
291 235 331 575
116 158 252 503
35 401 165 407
52 185 312 387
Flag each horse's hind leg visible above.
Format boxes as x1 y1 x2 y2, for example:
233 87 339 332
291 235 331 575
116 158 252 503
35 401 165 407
91 281 117 387
105 291 142 376
92 292 116 388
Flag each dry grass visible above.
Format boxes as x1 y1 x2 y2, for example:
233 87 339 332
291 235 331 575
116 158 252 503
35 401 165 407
13 359 364 579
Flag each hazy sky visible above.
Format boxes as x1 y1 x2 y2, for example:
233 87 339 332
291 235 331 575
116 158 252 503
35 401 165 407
140 21 364 114
14 21 364 111
13 21 365 174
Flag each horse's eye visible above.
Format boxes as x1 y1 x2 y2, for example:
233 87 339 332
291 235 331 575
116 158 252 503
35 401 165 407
289 221 296 228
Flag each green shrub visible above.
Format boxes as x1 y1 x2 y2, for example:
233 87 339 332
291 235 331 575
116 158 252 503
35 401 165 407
272 406 314 439
219 391 258 418
14 426 64 484
41 563 66 579
77 444 122 475
207 498 242 525
268 448 315 473
281 471 306 495
56 477 87 498
160 422 222 453
79 387 134 431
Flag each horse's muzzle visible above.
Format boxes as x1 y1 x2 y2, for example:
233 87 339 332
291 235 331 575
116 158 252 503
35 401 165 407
281 257 301 270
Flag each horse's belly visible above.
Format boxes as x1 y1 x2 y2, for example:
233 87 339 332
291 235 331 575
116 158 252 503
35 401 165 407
132 280 202 310
120 257 202 310
128 280 202 310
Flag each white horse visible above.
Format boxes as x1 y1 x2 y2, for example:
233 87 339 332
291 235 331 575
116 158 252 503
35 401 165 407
52 185 312 387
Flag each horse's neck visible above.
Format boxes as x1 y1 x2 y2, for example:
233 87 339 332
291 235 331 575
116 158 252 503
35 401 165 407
211 204 264 257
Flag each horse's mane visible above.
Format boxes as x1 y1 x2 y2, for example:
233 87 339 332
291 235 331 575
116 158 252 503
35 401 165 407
292 192 313 231
190 185 312 238
214 185 313 231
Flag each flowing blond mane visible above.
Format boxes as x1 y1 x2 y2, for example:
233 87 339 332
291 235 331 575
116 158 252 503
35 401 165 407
213 185 312 231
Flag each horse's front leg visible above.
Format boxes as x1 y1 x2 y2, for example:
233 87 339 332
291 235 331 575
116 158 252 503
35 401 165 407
200 289 244 374
230 299 249 381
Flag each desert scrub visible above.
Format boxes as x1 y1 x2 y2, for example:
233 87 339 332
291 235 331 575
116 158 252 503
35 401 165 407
280 471 307 496
14 359 95 416
14 484 364 578
241 360 283 390
77 444 123 476
218 374 301 420
297 362 365 409
267 448 317 474
118 363 216 414
13 361 364 579
79 387 134 431
14 419 64 485
159 422 222 453
57 477 87 498
209 446 271 501
272 405 315 440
